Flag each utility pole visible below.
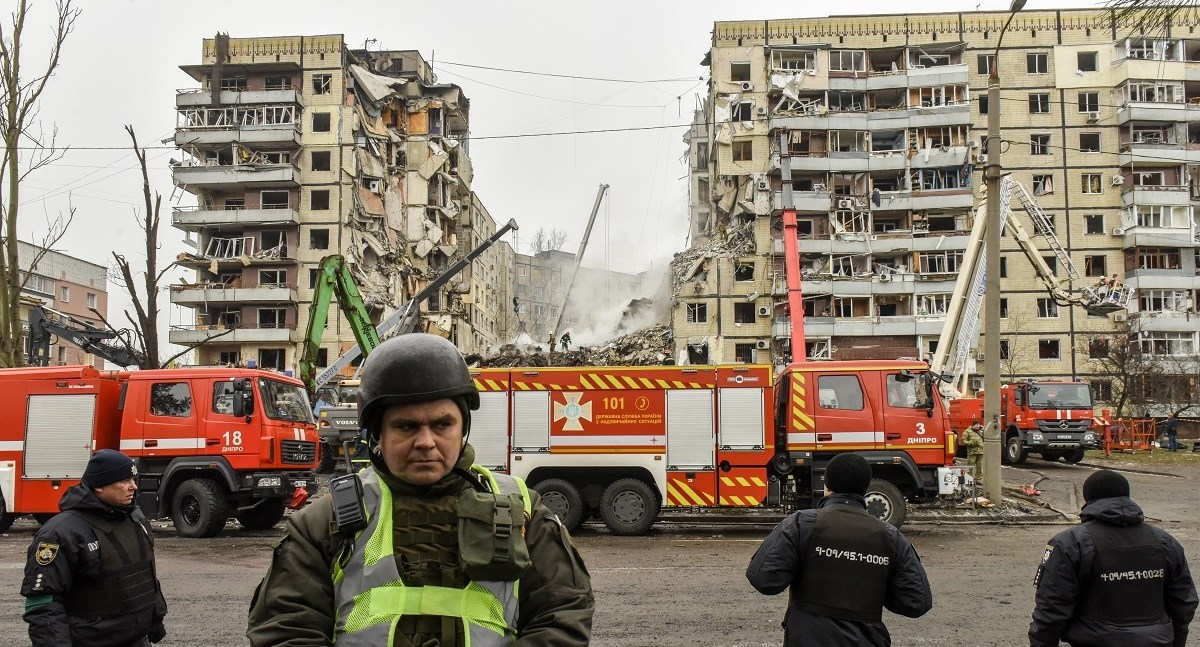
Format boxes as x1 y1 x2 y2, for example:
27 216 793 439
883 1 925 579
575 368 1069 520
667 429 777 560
983 0 1026 503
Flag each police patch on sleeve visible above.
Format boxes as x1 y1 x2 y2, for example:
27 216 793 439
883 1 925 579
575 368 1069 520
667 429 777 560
1033 544 1053 587
35 542 59 566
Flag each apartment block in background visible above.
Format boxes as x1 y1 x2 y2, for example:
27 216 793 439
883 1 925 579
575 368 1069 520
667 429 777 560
514 250 646 346
18 240 109 367
682 9 1200 406
170 35 506 375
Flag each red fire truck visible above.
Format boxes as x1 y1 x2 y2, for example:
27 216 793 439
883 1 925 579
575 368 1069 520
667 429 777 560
470 360 958 534
0 365 318 537
949 381 1098 465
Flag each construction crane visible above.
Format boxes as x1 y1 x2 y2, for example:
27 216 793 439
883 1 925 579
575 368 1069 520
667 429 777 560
27 306 142 368
301 218 519 395
550 183 608 342
930 174 1131 394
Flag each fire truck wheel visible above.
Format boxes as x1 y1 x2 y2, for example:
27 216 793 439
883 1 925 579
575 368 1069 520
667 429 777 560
1005 435 1029 465
533 479 584 532
172 478 230 538
864 479 906 528
236 498 286 530
1064 448 1086 464
600 478 658 536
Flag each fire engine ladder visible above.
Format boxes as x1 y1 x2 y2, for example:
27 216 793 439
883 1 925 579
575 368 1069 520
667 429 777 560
930 185 988 398
1004 176 1078 281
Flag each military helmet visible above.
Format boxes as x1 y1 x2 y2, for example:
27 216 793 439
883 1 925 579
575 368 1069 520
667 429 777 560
357 333 479 433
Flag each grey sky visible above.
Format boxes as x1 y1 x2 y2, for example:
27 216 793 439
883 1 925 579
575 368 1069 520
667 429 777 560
12 0 1100 344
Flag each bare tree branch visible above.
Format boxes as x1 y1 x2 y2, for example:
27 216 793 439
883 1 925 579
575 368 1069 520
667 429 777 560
1107 0 1200 35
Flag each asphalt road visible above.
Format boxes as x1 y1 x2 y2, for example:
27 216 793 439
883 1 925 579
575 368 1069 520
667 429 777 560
0 454 1196 646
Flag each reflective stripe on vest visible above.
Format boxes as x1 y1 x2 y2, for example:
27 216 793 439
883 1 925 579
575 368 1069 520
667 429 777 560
332 465 532 646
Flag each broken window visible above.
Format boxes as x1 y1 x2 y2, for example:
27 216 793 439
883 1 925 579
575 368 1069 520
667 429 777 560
1033 174 1054 195
309 228 329 250
1037 298 1060 318
265 75 291 91
219 351 241 366
312 74 332 94
731 102 752 122
694 143 709 169
771 49 815 72
686 303 708 323
1000 298 1009 318
258 348 286 371
1030 134 1051 155
312 112 331 132
259 230 286 257
917 251 964 274
734 303 756 323
259 269 285 286
734 262 755 281
977 54 994 75
1043 256 1058 275
1085 214 1104 234
261 190 290 209
258 307 287 329
316 348 328 367
429 108 444 136
1038 339 1060 359
362 176 382 192
311 151 331 171
1079 133 1101 152
310 190 330 211
916 294 951 316
219 76 247 92
806 339 832 360
205 237 254 259
1028 93 1050 114
1078 51 1098 72
217 272 241 286
732 140 753 162
833 297 869 317
730 62 751 82
308 268 320 289
828 92 865 112
211 307 240 328
259 151 290 164
223 197 245 210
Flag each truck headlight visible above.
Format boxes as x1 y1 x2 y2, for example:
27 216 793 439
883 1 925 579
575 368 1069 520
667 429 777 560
1030 433 1044 442
257 476 282 488
1084 432 1096 442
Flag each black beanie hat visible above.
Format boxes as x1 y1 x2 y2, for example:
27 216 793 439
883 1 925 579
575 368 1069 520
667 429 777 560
824 453 872 495
1082 469 1129 503
82 449 137 488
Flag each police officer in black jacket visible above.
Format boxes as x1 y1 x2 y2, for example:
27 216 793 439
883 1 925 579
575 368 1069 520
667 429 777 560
746 453 933 646
1031 469 1196 647
21 450 168 647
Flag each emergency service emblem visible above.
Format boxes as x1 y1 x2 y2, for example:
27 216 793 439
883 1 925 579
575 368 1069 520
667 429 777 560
35 542 59 566
553 393 593 431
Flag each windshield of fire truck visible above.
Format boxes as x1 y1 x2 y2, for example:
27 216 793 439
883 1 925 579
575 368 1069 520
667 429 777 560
1028 383 1092 409
258 378 315 424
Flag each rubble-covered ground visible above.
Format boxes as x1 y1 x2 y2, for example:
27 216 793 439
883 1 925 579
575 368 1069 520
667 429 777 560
481 324 673 367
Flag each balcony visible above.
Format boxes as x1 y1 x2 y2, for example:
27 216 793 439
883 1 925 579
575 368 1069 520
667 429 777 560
172 162 297 190
1118 225 1196 248
1117 101 1200 124
770 112 868 131
175 88 301 108
171 206 299 231
1121 185 1191 209
908 103 970 128
865 72 908 91
169 283 297 306
175 123 301 148
773 190 833 212
909 146 971 169
907 63 968 87
910 189 973 210
1128 310 1200 333
168 323 297 345
799 315 947 337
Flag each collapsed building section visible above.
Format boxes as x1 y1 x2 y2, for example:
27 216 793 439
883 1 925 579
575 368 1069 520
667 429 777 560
170 35 514 373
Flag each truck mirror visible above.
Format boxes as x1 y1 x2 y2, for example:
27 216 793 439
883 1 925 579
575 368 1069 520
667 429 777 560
232 378 254 419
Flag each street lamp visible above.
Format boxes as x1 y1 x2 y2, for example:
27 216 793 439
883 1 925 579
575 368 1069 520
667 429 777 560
983 0 1026 503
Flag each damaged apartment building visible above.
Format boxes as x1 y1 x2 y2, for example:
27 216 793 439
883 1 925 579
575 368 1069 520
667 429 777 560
680 9 1200 391
170 34 512 373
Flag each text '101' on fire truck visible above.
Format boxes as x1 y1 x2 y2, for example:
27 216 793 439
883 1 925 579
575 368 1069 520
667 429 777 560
0 365 319 537
467 360 965 534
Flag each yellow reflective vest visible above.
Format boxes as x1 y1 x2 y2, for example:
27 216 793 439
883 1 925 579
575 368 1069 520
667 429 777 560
332 465 532 646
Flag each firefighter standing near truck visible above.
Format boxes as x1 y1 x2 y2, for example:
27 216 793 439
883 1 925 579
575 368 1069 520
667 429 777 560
962 421 985 479
21 449 168 647
745 453 933 646
247 333 594 646
1030 469 1197 647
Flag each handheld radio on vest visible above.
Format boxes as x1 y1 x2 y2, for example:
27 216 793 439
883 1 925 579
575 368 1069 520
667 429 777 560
330 473 367 534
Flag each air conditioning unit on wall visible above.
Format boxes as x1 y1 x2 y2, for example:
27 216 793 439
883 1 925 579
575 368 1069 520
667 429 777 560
1085 111 1100 123
755 339 770 350
1112 227 1125 236
740 81 754 92
757 305 771 317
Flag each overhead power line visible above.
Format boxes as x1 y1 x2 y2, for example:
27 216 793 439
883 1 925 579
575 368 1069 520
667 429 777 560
435 60 699 84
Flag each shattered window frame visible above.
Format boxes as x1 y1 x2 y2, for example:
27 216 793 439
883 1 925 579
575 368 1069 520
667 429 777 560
1036 298 1060 318
309 228 330 250
261 190 290 209
219 351 240 366
312 112 332 133
733 302 756 324
1038 339 1061 359
731 101 753 122
310 189 330 211
258 268 285 287
685 302 708 323
1085 214 1104 234
312 74 332 95
734 262 755 282
730 61 752 82
1079 132 1101 152
257 307 287 329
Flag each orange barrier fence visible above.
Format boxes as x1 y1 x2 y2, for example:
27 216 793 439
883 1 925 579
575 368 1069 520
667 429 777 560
1098 418 1157 456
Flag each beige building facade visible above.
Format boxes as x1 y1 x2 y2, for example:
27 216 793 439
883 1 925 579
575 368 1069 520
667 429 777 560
18 240 110 367
170 35 507 375
682 9 1200 404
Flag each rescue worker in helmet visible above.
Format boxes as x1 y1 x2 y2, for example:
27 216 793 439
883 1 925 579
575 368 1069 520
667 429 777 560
247 333 594 646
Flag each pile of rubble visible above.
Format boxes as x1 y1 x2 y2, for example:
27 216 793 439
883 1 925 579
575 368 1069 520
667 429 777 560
669 219 757 301
481 324 673 367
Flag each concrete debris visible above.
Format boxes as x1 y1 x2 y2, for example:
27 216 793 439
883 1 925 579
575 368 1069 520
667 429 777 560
669 218 756 300
482 324 674 368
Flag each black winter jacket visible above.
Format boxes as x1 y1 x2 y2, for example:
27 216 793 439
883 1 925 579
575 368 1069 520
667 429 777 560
1030 496 1197 647
745 494 933 646
21 484 167 647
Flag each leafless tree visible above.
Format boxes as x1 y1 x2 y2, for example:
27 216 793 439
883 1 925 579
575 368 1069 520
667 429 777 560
0 0 80 366
999 310 1035 384
109 126 231 368
1108 0 1200 33
1079 317 1166 417
530 227 568 254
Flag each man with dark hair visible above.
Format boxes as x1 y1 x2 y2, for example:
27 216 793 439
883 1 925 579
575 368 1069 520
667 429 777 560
248 333 594 646
1031 469 1197 646
22 449 167 647
1162 412 1180 452
746 453 932 646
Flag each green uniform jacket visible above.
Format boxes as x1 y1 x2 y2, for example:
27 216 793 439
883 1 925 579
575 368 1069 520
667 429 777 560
247 444 594 646
962 427 984 456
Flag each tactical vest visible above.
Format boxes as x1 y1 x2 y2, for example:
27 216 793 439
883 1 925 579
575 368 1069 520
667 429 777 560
332 465 532 646
795 504 895 622
61 510 157 617
1077 520 1168 626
